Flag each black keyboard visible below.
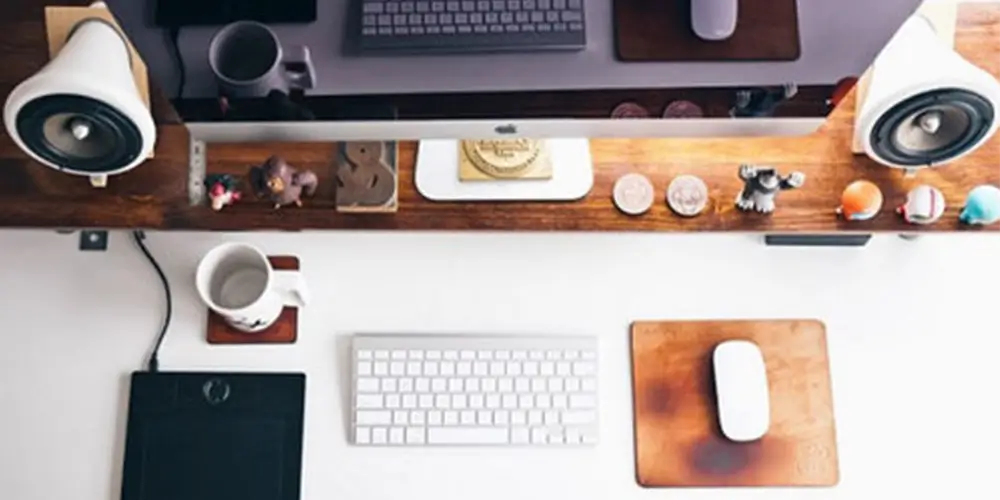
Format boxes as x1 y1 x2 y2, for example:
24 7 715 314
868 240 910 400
353 0 586 54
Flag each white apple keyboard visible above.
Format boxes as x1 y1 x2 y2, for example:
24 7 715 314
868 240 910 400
351 334 599 446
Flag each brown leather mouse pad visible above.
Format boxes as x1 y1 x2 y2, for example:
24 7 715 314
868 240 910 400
614 0 801 62
631 320 838 487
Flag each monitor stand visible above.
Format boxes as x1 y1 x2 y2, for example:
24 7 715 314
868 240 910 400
414 139 594 201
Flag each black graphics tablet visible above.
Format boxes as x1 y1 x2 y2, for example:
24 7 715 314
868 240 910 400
121 372 306 500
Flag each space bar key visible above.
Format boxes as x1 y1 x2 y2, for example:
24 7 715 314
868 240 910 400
427 427 510 444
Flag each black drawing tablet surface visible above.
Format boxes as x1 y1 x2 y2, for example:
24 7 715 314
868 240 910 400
121 372 306 500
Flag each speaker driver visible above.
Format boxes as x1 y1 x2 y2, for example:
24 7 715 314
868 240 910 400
869 89 994 167
15 94 143 174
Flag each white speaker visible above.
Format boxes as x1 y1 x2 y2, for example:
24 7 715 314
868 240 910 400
855 12 1000 171
3 9 156 187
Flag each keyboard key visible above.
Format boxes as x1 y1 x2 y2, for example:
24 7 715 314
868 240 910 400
513 351 527 360
431 1 445 11
496 351 511 360
507 0 520 10
372 427 388 444
390 362 405 376
490 362 505 376
499 378 514 392
357 377 379 392
357 410 392 425
470 12 483 23
357 361 373 375
410 411 426 425
386 3 400 13
482 378 497 392
409 14 423 25
406 427 426 444
553 394 568 408
544 410 559 425
440 362 455 375
568 0 581 8
566 378 580 392
457 362 472 376
444 350 459 360
473 361 487 375
573 362 595 376
470 394 485 408
512 410 527 425
416 2 430 12
477 0 490 10
374 361 388 375
428 427 509 444
419 394 434 408
399 378 414 392
495 410 510 425
432 378 447 392
362 27 377 35
391 350 407 360
553 0 565 9
435 394 450 408
428 410 443 425
386 394 401 408
363 4 384 14
582 351 597 360
448 378 463 392
548 378 563 392
466 378 480 392
489 24 504 32
582 378 596 392
363 15 377 26
540 362 555 376
492 0 506 10
502 394 517 408
412 25 426 34
545 11 558 22
461 410 476 425
501 12 514 23
531 427 546 444
561 410 596 425
486 394 501 408
537 23 551 31
515 378 529 392
531 378 547 392
528 410 543 425
402 394 417 408
356 427 371 443
474 25 487 32
401 2 416 12
393 410 408 425
357 394 383 409
486 12 499 23
477 411 493 425
536 394 551 408
444 410 459 425
519 394 533 408
462 0 476 11
452 394 468 408
382 378 397 392
416 377 430 392
389 427 405 444
427 350 442 359
512 427 530 443
375 350 389 360
570 394 596 408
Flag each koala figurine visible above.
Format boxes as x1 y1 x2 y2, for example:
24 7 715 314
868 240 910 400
250 155 319 209
735 164 805 214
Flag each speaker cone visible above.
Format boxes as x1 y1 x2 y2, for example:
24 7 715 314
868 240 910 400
15 94 143 174
869 89 994 167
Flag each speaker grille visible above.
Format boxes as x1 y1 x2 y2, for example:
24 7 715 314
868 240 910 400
869 89 994 167
15 94 143 174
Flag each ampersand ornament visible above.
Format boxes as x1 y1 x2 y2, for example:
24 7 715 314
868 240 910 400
336 141 396 210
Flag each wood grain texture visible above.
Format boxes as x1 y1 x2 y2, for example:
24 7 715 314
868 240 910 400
0 1 997 233
615 0 801 62
631 320 838 487
206 256 299 345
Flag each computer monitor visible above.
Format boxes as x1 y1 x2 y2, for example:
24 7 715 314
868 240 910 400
105 0 924 143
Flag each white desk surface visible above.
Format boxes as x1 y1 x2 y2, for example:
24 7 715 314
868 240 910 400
1 229 998 500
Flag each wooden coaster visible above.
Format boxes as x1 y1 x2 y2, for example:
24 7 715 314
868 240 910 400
631 319 838 487
614 0 801 62
207 256 299 345
458 139 553 181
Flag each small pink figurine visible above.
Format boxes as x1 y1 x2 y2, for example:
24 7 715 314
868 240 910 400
204 174 242 211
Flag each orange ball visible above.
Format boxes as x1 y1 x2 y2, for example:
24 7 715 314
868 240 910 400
839 180 883 220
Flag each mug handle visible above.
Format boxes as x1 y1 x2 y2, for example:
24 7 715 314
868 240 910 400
272 270 310 307
282 45 317 91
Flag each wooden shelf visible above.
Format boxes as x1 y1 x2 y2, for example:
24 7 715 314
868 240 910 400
0 1 997 233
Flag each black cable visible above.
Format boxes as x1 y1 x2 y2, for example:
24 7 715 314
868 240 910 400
131 230 172 372
167 27 186 99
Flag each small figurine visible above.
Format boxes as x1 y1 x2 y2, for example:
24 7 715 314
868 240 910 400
836 180 883 221
204 174 242 211
731 83 798 118
896 184 945 225
249 155 319 209
959 184 1000 225
736 164 805 214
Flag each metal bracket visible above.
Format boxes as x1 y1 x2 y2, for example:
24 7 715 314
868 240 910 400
79 230 109 251
765 234 872 247
188 138 207 206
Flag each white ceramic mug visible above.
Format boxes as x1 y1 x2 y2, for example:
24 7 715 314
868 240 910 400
196 242 309 333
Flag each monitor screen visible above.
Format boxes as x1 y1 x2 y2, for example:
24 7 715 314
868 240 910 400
105 0 924 140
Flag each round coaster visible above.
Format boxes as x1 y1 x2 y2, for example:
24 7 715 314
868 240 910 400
613 173 655 215
662 100 704 118
611 101 650 119
462 139 541 178
666 175 709 217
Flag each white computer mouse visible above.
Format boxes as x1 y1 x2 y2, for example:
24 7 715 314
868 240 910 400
691 0 739 41
712 339 770 442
